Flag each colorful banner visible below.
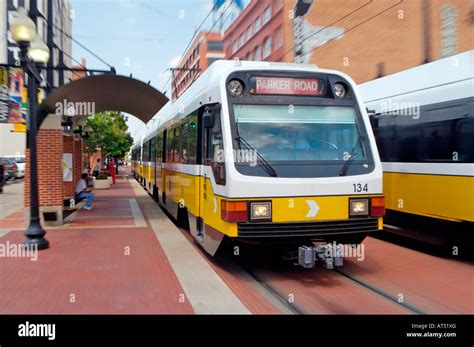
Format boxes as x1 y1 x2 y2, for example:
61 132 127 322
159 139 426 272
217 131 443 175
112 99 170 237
0 67 28 124
8 68 25 124
0 67 8 122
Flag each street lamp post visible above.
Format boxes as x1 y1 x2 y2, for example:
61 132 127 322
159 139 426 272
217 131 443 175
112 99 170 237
10 7 51 250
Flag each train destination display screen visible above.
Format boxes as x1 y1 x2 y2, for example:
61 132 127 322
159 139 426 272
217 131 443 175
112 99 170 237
250 76 326 96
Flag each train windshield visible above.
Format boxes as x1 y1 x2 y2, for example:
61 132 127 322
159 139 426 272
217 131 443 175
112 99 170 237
233 104 369 163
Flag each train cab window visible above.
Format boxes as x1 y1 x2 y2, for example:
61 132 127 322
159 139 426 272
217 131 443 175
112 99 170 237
205 110 224 164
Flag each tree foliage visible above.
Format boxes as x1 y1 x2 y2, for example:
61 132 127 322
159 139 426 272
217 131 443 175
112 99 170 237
84 111 133 159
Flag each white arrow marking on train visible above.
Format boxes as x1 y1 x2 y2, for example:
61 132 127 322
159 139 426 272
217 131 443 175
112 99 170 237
213 198 217 214
306 200 319 218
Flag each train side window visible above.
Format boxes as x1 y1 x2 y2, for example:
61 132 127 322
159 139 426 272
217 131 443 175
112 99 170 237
156 134 163 164
188 113 198 164
143 140 150 162
166 129 174 162
172 127 180 163
150 137 156 162
180 122 189 164
396 125 420 162
421 121 453 161
456 117 474 163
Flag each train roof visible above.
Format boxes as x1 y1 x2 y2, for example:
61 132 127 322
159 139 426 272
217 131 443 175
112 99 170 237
359 50 474 106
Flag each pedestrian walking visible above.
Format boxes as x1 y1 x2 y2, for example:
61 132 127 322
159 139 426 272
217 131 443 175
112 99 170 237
108 158 116 184
92 158 101 178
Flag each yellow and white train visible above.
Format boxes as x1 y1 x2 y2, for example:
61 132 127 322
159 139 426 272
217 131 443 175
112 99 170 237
360 50 473 245
132 60 384 258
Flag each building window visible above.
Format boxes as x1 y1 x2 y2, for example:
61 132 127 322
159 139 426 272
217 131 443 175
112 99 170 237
440 4 457 58
208 40 224 51
239 34 245 47
274 26 283 49
275 0 283 11
255 45 261 61
246 25 253 41
232 40 238 54
245 52 252 61
263 5 272 25
255 16 261 32
263 37 272 58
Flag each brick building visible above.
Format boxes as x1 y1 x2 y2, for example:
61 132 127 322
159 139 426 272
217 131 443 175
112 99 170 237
171 31 225 100
224 0 473 84
223 0 293 62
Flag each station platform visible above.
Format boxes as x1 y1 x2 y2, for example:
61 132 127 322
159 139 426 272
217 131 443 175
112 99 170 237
0 171 283 314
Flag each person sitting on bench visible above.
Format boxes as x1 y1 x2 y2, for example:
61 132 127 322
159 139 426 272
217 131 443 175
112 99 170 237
75 173 95 210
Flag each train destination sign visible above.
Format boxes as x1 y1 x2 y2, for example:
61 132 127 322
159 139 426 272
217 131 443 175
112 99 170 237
250 77 325 96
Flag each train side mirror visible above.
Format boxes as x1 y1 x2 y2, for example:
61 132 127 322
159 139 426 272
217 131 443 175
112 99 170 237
203 110 215 128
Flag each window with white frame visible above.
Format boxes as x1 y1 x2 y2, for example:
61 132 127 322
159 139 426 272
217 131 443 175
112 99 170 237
275 0 283 11
255 45 261 61
263 36 272 58
239 34 245 47
233 40 238 54
263 5 272 25
246 25 253 41
274 26 283 49
255 16 261 32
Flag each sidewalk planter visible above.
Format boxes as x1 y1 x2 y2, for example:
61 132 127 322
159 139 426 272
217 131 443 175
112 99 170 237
107 176 113 185
94 179 110 189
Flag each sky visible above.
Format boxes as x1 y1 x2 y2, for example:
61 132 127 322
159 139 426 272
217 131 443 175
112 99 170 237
70 0 248 140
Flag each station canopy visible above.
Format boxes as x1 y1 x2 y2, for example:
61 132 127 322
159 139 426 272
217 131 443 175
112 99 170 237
40 74 168 125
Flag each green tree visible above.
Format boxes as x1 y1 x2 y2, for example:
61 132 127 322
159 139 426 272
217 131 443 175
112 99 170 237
84 111 133 160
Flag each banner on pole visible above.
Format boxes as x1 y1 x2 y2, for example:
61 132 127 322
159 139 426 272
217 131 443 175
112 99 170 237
0 67 27 124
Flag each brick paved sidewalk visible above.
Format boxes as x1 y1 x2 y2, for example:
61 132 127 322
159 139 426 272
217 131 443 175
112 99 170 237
0 175 194 314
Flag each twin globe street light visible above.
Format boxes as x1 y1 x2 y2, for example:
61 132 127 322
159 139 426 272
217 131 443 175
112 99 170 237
10 7 51 250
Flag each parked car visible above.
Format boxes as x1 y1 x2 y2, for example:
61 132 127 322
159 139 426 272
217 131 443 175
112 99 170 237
3 155 25 178
0 158 19 181
0 163 5 193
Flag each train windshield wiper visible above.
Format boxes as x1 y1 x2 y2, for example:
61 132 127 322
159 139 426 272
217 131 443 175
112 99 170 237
235 136 278 177
339 135 364 176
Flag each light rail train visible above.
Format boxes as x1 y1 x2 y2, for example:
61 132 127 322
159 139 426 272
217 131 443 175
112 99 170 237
132 60 384 258
360 50 473 246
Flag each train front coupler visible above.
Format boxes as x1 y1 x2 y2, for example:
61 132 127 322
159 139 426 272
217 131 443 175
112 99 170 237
298 243 344 269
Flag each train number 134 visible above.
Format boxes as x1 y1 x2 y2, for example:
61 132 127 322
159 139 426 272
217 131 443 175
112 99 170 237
353 183 368 193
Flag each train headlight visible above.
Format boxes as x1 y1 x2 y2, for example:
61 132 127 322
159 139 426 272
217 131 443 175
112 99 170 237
333 83 346 98
350 199 368 216
228 79 244 96
250 202 272 220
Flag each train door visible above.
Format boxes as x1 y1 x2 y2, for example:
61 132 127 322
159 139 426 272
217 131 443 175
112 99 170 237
193 104 225 254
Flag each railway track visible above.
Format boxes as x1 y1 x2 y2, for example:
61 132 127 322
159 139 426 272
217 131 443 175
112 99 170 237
216 244 424 314
333 268 426 314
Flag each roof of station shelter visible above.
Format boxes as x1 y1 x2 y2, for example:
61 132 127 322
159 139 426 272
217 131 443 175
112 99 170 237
41 74 168 124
